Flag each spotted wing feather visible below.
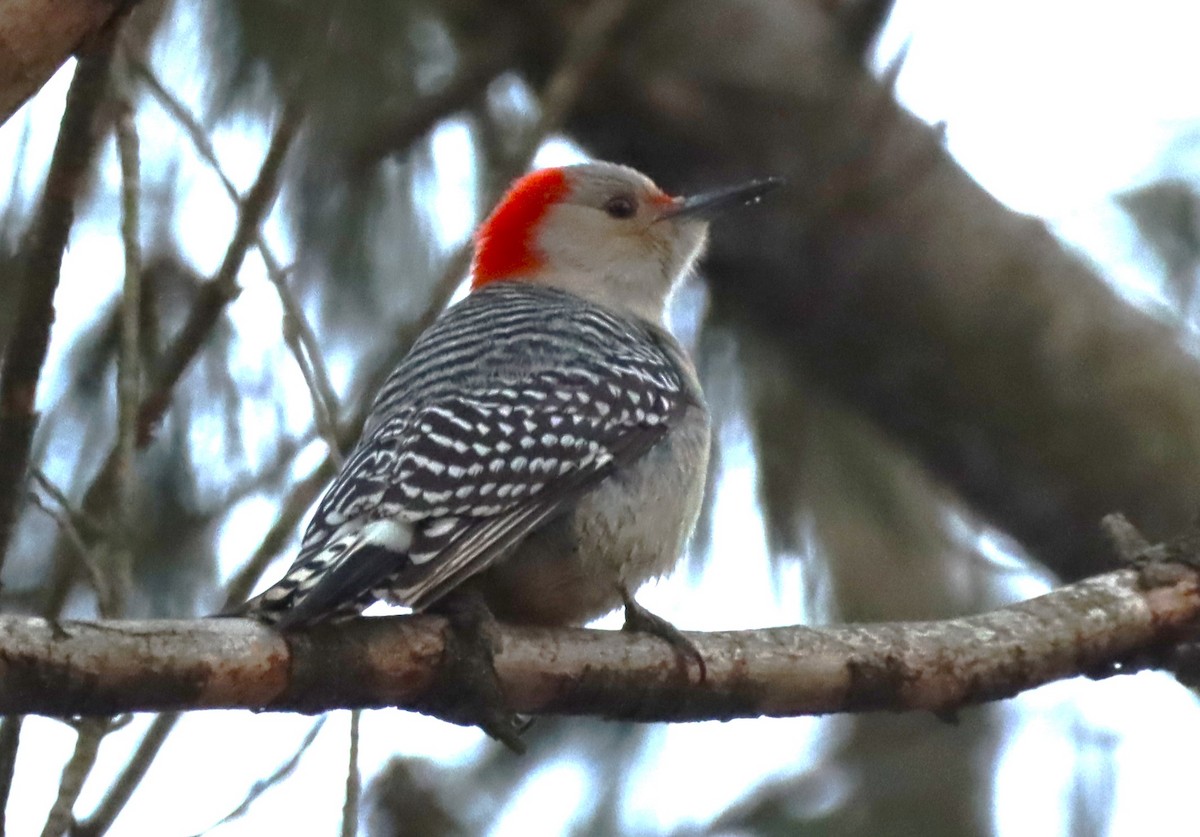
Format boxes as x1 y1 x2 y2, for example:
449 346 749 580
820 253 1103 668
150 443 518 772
238 284 688 625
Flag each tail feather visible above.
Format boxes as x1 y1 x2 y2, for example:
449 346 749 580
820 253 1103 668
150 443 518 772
225 519 413 629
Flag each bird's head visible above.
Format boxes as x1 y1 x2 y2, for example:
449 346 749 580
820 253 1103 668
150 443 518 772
470 162 779 323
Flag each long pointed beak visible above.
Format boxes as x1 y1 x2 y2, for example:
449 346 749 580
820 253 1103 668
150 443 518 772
660 176 783 221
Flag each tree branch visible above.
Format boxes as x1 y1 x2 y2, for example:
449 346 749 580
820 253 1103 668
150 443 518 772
0 31 116 575
0 568 1195 721
39 97 304 616
69 712 171 837
341 711 361 837
351 52 508 171
40 717 118 837
70 459 334 837
131 97 303 447
0 36 119 833
0 0 126 127
130 60 344 461
556 0 1200 581
109 81 140 617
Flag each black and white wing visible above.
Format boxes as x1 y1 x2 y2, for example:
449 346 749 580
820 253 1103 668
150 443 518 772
238 285 691 627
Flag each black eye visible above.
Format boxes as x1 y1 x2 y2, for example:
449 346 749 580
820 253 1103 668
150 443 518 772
603 195 637 219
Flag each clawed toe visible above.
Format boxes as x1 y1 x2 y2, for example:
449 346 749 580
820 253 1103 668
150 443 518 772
620 585 706 683
424 592 527 753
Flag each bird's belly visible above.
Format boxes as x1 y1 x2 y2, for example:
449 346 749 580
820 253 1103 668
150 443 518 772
475 405 710 625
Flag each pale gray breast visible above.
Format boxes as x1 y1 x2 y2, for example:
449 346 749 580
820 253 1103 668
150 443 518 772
475 324 711 626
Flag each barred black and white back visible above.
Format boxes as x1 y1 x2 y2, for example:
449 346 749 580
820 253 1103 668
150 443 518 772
237 283 692 628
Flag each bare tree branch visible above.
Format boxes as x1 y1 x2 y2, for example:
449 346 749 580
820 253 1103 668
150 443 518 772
267 259 343 465
41 98 304 615
0 34 120 833
0 567 1195 721
130 98 304 448
40 717 122 837
29 469 105 541
0 718 19 836
0 30 116 575
38 80 146 837
130 60 344 461
69 712 172 837
27 491 107 607
109 83 140 617
341 711 361 837
0 0 126 127
185 717 326 837
351 52 509 170
555 0 1200 582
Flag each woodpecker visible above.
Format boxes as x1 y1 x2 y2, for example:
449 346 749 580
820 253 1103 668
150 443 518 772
237 161 777 673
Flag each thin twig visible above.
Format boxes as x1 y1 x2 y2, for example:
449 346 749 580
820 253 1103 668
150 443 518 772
132 59 343 461
341 711 361 837
75 453 338 837
39 718 109 837
0 37 119 835
0 32 117 575
263 256 344 465
28 493 109 608
134 96 304 445
186 717 327 837
70 711 175 837
43 98 305 615
38 76 144 837
220 456 338 611
126 58 236 197
1102 512 1153 562
110 89 142 617
30 469 106 540
0 718 21 837
28 469 110 606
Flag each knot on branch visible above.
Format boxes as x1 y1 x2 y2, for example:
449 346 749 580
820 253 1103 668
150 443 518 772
1102 512 1200 589
1101 512 1200 686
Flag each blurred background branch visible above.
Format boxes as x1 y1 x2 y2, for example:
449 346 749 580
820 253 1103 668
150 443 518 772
0 0 128 127
0 30 117 575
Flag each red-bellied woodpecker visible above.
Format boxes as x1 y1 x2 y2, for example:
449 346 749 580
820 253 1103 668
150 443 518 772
235 162 778 740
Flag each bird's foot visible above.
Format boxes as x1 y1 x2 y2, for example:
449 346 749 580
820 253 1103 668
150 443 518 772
620 584 706 683
425 591 528 753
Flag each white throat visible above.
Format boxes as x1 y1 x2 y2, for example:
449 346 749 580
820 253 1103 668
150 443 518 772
529 204 708 324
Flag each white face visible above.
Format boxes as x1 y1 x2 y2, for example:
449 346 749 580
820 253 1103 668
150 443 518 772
529 163 709 323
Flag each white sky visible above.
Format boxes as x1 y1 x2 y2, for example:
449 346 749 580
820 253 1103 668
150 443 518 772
3 1 1200 834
